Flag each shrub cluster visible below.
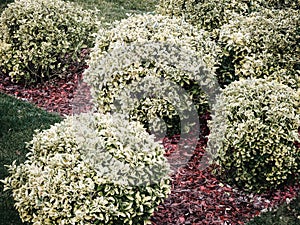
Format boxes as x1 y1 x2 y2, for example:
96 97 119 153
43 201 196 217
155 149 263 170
2 2 299 223
84 14 220 134
207 78 300 193
157 0 257 33
157 1 299 88
217 8 299 88
157 0 299 33
3 113 171 224
0 0 99 83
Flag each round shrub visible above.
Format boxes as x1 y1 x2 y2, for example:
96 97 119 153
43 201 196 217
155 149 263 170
2 113 171 224
84 14 220 134
217 8 299 88
207 78 300 193
0 0 99 83
157 0 258 33
157 0 298 33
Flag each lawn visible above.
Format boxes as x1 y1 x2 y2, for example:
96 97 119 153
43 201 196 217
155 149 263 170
0 93 62 225
67 0 157 24
0 0 299 225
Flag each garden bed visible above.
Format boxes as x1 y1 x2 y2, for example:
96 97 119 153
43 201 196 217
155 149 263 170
1 70 299 225
0 0 299 224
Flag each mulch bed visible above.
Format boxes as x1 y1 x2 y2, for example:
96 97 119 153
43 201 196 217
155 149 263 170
1 64 299 225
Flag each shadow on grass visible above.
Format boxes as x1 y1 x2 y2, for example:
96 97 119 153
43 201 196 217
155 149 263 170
0 92 62 225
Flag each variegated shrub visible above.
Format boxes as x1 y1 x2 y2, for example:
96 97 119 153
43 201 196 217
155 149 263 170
2 113 171 224
207 78 300 193
84 14 220 135
0 0 99 83
157 0 258 34
157 0 299 33
258 0 300 9
217 8 300 88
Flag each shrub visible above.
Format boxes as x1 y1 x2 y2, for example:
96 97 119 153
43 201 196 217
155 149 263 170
157 0 258 34
2 112 171 224
217 8 299 88
258 0 300 9
84 14 220 135
157 0 298 33
0 0 99 83
207 78 300 193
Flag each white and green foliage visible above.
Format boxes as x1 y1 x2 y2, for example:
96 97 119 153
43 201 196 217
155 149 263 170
157 0 299 33
258 0 300 9
157 0 258 33
84 14 219 134
207 78 300 193
0 0 99 83
2 113 171 224
217 8 299 88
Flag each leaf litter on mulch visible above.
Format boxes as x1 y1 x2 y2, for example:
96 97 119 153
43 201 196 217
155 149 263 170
0 64 299 225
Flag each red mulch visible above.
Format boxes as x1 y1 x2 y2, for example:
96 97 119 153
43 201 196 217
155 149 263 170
0 65 93 116
1 65 300 225
154 134 300 225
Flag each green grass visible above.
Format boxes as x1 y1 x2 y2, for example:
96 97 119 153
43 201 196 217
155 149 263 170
68 0 157 24
0 0 299 225
0 93 62 225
